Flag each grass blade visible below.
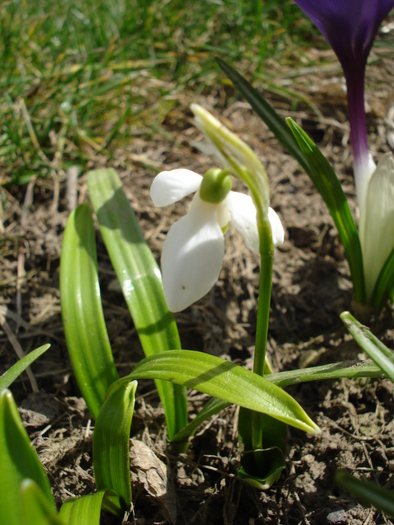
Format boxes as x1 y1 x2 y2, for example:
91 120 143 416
340 311 394 383
0 390 56 525
93 379 137 510
59 490 123 523
87 168 188 441
60 204 119 420
0 344 50 390
286 118 365 303
126 351 320 434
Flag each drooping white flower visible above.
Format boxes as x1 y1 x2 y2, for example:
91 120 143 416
151 168 284 312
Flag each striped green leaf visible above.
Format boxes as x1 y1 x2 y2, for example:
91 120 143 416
340 311 394 383
59 489 122 523
125 351 319 434
60 204 119 420
286 118 365 304
87 168 188 442
93 379 137 510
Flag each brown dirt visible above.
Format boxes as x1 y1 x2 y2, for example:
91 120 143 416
1 48 393 524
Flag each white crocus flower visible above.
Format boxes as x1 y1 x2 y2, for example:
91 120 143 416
151 168 284 312
359 153 394 301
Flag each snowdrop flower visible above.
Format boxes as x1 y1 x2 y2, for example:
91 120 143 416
151 168 284 312
294 0 394 301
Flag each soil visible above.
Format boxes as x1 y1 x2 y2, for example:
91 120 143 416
1 47 393 525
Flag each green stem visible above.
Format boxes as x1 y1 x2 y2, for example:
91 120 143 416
250 216 274 452
254 218 274 377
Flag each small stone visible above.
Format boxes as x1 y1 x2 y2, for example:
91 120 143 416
327 510 347 523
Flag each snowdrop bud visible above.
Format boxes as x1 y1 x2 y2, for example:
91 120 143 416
199 169 232 204
191 103 270 217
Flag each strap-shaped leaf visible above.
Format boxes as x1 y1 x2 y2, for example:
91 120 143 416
216 59 365 304
269 360 381 386
340 311 394 383
216 58 311 174
125 351 319 434
286 118 365 303
0 390 56 525
87 169 188 441
169 358 381 442
60 204 119 420
59 489 122 523
93 379 137 510
0 344 50 390
370 246 394 307
21 480 65 525
335 471 394 517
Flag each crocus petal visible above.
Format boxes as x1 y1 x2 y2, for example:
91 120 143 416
359 153 394 300
356 153 377 217
161 195 225 312
293 0 394 213
150 169 202 207
293 1 394 74
225 192 284 253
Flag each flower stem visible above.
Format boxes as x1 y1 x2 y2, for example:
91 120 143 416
249 216 274 452
253 217 274 377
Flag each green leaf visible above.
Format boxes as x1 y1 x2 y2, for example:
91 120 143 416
21 480 65 525
335 471 394 517
0 389 56 525
0 344 50 390
370 246 394 307
216 58 311 175
60 204 119 420
269 360 381 387
172 397 229 443
340 311 394 383
216 58 366 305
87 168 187 442
93 379 137 510
237 409 286 489
286 118 365 304
59 489 123 523
126 351 319 434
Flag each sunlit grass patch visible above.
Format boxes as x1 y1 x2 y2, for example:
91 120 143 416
0 0 316 184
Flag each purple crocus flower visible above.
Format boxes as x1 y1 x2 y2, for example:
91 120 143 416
293 0 394 213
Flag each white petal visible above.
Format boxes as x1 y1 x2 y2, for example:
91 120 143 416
225 192 260 253
354 153 377 218
225 192 284 253
150 169 202 207
161 195 225 312
359 153 394 300
268 207 285 247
